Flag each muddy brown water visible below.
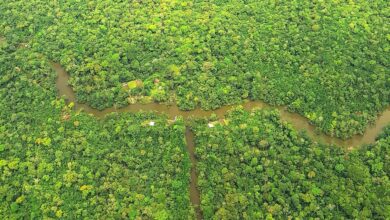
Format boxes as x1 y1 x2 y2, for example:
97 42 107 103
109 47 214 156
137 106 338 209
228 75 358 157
54 62 390 148
185 127 203 220
54 62 389 220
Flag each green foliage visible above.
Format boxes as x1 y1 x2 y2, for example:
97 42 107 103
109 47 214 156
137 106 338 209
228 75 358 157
0 1 389 219
1 0 388 137
0 48 193 219
192 108 390 219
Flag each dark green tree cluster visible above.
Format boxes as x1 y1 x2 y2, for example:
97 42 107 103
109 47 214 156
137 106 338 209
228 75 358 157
0 48 193 219
191 108 389 219
1 0 388 138
0 1 56 47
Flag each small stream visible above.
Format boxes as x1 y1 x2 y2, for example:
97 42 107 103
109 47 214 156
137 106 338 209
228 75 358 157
185 127 203 220
53 62 389 220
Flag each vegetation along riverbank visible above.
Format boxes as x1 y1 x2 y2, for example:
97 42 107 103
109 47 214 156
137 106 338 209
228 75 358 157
0 0 389 219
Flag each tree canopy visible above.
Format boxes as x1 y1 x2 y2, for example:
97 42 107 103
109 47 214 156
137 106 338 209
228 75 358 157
191 108 389 219
1 0 388 138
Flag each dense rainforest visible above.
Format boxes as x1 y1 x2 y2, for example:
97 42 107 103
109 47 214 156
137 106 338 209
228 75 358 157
1 0 389 138
0 0 389 219
191 109 389 219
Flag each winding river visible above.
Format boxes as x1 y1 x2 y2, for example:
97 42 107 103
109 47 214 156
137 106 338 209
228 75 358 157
53 62 389 220
54 63 390 148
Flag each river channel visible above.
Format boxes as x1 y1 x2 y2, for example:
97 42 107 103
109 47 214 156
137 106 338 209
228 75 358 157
54 62 390 148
